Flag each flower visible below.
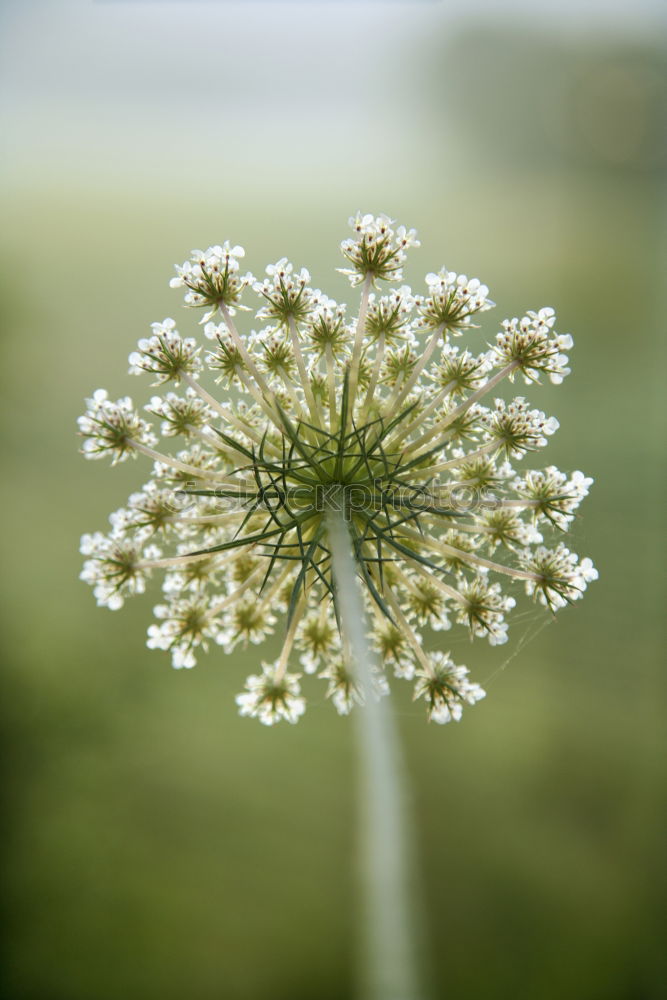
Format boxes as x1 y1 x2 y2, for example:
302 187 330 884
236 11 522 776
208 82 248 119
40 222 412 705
146 389 212 438
319 658 366 716
417 269 494 334
413 652 486 724
128 318 202 384
491 308 573 384
253 259 321 326
235 662 306 726
78 213 596 725
169 244 254 322
339 213 419 286
78 390 157 464
147 596 226 669
80 531 161 609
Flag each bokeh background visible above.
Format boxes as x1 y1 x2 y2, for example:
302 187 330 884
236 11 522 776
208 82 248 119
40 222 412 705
1 1 666 998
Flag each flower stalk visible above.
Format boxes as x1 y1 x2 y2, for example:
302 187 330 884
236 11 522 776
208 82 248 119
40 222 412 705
327 506 425 1000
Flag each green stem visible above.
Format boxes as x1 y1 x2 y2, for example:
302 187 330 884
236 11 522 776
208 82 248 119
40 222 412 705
325 342 338 431
403 360 518 457
326 507 426 1000
383 324 444 416
346 275 373 429
288 316 320 425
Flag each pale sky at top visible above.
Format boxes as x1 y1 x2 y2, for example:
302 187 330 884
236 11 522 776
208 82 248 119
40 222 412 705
1 0 664 187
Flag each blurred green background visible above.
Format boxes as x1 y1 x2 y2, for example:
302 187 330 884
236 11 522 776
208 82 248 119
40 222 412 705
1 2 665 999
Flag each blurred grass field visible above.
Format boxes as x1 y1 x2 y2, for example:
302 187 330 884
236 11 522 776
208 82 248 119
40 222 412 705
1 8 666 1000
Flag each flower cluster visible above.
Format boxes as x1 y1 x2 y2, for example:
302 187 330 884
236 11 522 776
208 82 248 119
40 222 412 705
417 269 494 334
340 213 419 286
169 243 254 321
78 390 156 464
79 212 597 726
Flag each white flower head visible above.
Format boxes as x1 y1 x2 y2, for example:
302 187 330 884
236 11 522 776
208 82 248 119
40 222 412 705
146 388 212 438
170 244 254 322
339 213 420 286
79 212 596 725
235 662 306 726
417 269 494 335
319 657 366 716
253 258 321 327
80 532 161 609
78 390 156 464
492 308 573 385
128 318 203 384
520 544 598 611
413 651 486 724
147 595 226 668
